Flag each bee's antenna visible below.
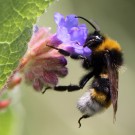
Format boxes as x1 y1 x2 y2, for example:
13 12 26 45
75 16 100 33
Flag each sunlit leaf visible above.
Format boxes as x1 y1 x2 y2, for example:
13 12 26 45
0 0 54 90
0 108 15 135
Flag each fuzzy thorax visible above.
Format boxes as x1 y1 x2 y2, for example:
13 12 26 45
94 37 122 52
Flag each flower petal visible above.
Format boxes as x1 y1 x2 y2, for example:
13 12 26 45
54 12 65 26
33 78 44 91
83 47 92 56
57 26 70 43
64 14 78 31
24 71 35 82
55 67 68 77
69 25 88 45
42 71 58 86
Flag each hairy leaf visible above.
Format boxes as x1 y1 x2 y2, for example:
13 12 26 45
0 0 54 90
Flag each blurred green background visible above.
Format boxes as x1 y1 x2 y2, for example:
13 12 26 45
21 0 135 135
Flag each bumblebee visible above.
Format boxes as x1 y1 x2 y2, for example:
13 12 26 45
46 16 123 126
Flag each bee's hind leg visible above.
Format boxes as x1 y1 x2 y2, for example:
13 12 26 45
78 114 90 128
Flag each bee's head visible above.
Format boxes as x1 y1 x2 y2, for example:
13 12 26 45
75 16 104 50
84 31 104 49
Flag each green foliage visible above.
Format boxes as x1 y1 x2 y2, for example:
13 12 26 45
0 0 54 90
0 108 14 135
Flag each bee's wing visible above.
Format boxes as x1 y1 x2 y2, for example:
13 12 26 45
104 52 118 121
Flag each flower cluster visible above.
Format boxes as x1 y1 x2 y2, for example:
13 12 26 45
3 12 90 93
17 12 91 92
20 27 68 91
0 12 91 111
54 12 91 56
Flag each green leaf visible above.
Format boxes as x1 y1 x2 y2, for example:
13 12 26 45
0 108 14 135
0 105 24 135
0 0 54 90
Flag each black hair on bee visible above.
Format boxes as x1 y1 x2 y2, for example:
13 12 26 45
46 16 123 127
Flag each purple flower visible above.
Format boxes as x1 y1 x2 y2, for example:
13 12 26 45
18 13 93 92
54 12 91 56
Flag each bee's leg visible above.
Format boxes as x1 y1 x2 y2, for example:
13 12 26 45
53 85 81 92
46 45 89 61
78 70 94 89
78 114 90 128
51 71 94 92
42 87 51 94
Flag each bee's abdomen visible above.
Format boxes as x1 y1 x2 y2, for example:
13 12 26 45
91 74 111 108
77 88 111 117
91 89 111 108
77 90 104 116
77 74 111 117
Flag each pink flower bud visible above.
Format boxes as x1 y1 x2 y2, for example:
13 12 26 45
0 99 11 109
